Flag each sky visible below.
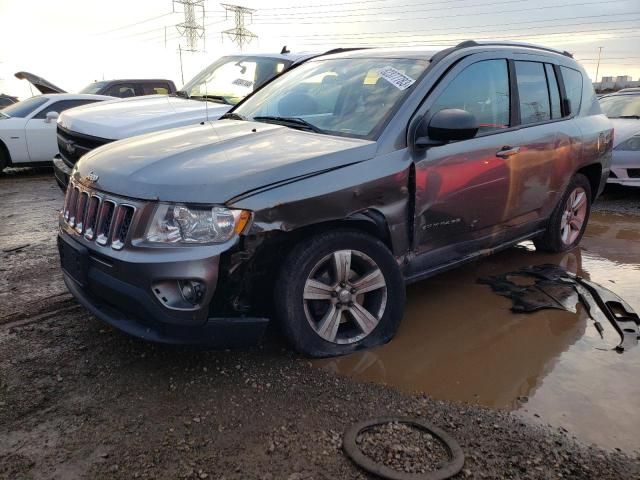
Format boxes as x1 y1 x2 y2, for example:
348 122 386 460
1 0 639 99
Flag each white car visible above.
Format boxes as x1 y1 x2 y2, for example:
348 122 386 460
0 94 110 171
53 52 314 189
599 91 640 187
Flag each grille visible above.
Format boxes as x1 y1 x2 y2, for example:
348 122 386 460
628 169 640 179
62 181 137 250
57 125 113 168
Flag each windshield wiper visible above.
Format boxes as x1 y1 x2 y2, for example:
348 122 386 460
191 94 232 105
252 116 325 134
618 115 640 119
220 112 246 121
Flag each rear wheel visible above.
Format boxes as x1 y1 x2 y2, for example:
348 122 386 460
534 173 592 253
275 230 405 357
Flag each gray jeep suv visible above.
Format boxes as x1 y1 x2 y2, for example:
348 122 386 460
58 41 612 357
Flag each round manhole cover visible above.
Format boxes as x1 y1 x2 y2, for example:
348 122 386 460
343 417 464 480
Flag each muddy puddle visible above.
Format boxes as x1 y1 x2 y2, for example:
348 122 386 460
316 211 640 453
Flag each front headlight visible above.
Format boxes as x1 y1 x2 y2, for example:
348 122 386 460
145 204 251 244
615 135 640 151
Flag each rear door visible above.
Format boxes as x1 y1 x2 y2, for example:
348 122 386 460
25 99 100 161
500 58 575 226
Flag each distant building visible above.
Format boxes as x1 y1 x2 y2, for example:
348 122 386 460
593 75 640 93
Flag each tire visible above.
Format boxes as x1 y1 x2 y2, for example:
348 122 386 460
275 230 405 358
0 143 7 173
534 173 592 253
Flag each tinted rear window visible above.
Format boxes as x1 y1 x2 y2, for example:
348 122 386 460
560 66 583 116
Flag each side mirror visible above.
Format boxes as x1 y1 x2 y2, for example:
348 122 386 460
416 108 479 147
45 111 59 123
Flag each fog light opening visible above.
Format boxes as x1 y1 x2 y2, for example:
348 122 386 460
180 280 205 305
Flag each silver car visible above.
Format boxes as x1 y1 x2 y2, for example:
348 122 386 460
600 91 640 187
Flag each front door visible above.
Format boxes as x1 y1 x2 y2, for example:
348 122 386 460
413 58 518 259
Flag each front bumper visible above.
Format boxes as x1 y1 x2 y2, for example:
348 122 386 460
607 150 640 187
57 231 268 346
53 155 71 191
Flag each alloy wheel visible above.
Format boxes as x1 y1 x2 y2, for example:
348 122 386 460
560 186 588 245
303 249 387 344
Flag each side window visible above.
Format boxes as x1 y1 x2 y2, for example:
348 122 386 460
430 59 510 135
33 99 99 119
560 66 583 116
106 84 136 98
515 61 551 125
544 64 562 119
141 83 170 95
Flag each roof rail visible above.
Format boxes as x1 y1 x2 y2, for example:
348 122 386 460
430 40 573 66
457 40 573 58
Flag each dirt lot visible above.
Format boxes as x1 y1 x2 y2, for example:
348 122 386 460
1 169 639 479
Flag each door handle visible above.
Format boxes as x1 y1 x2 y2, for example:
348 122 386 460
496 146 520 158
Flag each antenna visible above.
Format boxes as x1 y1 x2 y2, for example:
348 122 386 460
204 77 209 123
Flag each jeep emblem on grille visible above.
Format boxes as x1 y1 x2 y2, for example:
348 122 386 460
64 140 76 154
85 172 99 183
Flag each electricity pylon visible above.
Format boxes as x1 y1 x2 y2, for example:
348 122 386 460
221 3 257 50
173 0 206 52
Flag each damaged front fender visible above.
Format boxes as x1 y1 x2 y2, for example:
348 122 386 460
230 149 413 257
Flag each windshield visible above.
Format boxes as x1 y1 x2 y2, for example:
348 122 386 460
1 96 49 118
599 94 640 118
233 57 429 139
180 56 289 105
79 81 108 94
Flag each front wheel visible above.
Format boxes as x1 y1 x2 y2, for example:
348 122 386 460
275 230 405 358
534 173 592 253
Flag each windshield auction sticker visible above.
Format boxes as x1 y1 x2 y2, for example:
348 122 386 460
378 67 416 90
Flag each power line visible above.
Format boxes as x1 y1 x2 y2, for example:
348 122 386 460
287 25 640 46
252 0 637 24
261 12 640 38
291 27 640 48
278 16 640 41
96 12 176 35
255 0 555 18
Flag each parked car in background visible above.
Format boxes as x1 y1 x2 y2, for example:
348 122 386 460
15 71 177 98
0 94 110 171
599 91 640 187
0 94 18 109
52 51 312 189
58 41 611 357
78 79 177 97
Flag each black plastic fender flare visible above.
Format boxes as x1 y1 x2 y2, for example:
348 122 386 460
342 417 465 480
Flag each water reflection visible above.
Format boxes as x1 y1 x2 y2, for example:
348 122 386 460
316 212 640 451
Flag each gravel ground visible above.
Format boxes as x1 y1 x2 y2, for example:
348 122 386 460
357 422 449 475
593 184 640 215
1 169 639 479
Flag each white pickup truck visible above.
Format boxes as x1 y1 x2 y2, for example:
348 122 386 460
53 52 311 189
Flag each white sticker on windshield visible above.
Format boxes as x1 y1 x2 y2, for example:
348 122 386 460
232 78 253 88
377 66 416 91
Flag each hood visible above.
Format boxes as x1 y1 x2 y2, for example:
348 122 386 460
57 95 231 140
610 118 640 147
73 120 376 204
14 71 66 94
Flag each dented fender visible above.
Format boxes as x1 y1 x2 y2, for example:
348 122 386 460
229 149 414 257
